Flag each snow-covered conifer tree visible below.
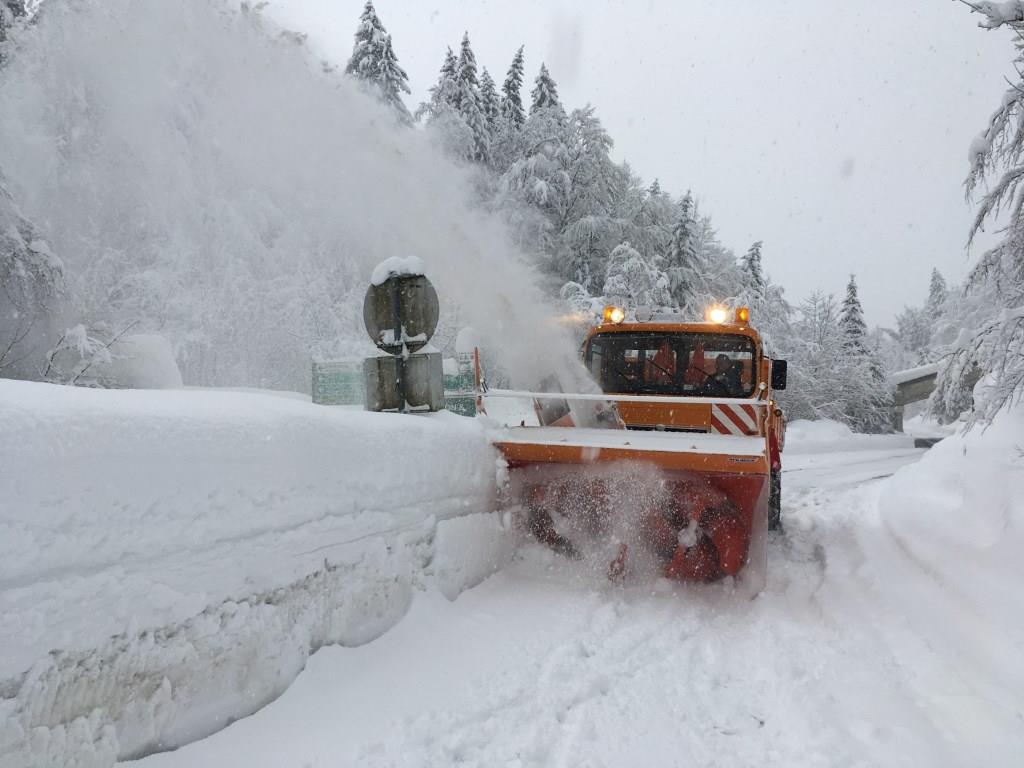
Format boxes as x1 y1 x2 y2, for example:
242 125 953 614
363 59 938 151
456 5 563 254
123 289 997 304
665 192 700 311
501 46 527 128
344 2 388 78
742 241 765 298
415 47 476 159
479 67 500 133
454 32 479 109
453 32 490 163
926 268 947 315
840 275 868 352
488 47 527 173
416 47 458 121
837 275 892 432
530 63 561 114
374 36 412 124
343 1 412 124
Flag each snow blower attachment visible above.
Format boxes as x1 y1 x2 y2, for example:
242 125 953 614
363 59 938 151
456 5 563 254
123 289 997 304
477 306 787 591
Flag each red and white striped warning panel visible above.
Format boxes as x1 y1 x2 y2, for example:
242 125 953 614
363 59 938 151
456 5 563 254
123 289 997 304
710 403 760 435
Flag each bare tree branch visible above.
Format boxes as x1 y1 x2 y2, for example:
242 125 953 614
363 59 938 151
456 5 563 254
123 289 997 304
0 315 36 370
71 320 140 385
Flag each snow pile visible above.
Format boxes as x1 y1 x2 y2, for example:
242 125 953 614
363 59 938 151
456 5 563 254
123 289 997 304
872 408 1024 746
785 418 913 454
0 380 511 767
370 256 425 286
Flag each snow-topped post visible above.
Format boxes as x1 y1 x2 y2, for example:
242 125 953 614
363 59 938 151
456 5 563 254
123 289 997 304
362 257 444 412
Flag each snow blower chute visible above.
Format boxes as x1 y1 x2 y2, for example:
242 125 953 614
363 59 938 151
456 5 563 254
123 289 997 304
477 305 787 591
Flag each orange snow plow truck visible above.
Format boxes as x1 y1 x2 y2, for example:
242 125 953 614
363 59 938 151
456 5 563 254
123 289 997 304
477 305 787 591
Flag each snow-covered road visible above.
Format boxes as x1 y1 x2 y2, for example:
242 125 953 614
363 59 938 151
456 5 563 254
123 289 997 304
783 448 923 491
134 439 1023 768
5 382 1020 768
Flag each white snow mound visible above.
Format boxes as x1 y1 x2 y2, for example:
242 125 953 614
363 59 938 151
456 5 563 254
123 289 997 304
0 380 508 767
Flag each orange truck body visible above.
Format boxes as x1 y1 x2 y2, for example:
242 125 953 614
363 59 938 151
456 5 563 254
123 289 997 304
480 314 786 589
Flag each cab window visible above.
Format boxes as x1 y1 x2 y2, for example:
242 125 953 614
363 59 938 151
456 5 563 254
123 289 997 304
585 332 757 398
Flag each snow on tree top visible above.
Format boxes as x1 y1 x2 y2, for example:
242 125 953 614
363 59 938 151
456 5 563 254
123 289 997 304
371 255 425 285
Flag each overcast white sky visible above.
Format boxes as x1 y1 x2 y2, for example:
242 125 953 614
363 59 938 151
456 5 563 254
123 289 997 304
270 0 1013 326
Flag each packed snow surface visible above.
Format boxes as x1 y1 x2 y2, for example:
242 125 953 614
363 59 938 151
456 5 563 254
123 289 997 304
129 413 1021 768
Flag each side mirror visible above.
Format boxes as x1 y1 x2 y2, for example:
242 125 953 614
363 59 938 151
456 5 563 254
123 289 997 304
771 359 788 391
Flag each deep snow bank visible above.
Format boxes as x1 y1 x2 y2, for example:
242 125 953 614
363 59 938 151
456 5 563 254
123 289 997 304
871 408 1024 746
0 380 510 766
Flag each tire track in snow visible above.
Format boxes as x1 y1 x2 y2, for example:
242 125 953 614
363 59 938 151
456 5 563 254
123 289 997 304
134 445 1021 768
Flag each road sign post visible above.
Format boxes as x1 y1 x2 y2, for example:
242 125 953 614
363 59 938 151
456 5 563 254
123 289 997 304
362 262 443 413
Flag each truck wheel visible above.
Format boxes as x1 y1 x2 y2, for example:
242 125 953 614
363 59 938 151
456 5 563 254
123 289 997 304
768 471 783 532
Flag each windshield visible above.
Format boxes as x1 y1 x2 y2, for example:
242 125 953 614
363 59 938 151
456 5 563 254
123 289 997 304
586 332 757 398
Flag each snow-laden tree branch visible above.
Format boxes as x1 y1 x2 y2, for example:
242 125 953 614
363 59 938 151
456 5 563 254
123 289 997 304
944 1 1024 421
964 1 1024 29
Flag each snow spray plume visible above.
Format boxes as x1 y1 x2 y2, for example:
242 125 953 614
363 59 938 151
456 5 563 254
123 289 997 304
520 462 674 587
0 0 582 390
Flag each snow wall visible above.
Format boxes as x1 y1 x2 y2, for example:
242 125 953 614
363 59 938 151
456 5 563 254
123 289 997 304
0 380 514 767
871 406 1024 750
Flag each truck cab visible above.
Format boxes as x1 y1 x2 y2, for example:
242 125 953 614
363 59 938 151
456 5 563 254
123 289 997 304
582 305 788 528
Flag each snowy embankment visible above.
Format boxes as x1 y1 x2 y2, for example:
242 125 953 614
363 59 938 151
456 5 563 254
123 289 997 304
870 409 1024 740
0 380 509 767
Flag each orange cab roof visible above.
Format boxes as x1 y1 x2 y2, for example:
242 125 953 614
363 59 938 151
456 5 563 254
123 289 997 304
586 321 760 342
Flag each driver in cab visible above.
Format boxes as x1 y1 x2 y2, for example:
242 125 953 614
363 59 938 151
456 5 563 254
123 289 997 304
704 353 743 397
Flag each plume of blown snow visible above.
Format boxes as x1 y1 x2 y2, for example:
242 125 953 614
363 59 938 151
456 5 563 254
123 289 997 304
0 0 582 391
